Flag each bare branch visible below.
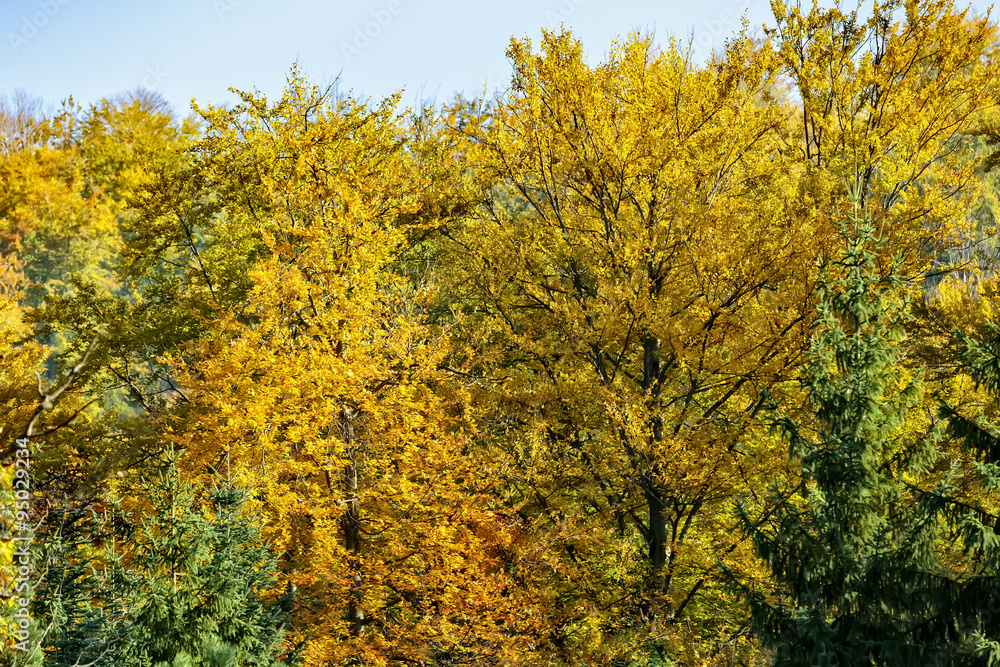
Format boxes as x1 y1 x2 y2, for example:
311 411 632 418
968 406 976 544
2 335 101 459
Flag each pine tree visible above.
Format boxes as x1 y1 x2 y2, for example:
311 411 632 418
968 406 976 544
738 195 1000 665
29 454 298 667
27 503 120 666
937 326 1000 664
114 461 296 667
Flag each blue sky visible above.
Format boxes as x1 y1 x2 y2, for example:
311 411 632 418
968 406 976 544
0 0 994 116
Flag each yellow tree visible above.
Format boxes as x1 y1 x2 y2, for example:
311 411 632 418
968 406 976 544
440 29 815 663
164 74 530 665
770 0 1000 270
442 4 1000 660
0 91 187 303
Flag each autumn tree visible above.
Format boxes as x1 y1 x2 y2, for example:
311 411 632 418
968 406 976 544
770 0 1000 272
154 73 530 665
437 2 1000 661
0 90 188 306
434 27 820 663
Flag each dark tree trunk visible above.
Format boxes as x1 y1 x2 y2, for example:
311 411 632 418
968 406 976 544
340 408 364 638
642 336 668 585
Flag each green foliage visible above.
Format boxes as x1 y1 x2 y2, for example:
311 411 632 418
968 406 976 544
739 201 1000 665
28 454 297 667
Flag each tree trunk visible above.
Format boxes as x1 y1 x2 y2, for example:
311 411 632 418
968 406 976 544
340 407 364 637
642 336 668 587
646 488 668 570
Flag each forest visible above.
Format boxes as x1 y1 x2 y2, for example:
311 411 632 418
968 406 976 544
3 0 1000 665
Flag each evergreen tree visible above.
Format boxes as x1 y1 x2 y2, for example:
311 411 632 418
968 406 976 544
938 324 1000 664
116 468 296 667
29 454 298 667
27 502 121 666
737 196 1000 665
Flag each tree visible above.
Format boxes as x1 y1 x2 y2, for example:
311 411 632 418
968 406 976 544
439 26 819 663
769 0 1000 272
435 2 1000 659
29 453 298 667
115 461 297 667
162 72 530 664
0 90 45 157
23 502 118 667
740 196 1000 666
0 89 198 494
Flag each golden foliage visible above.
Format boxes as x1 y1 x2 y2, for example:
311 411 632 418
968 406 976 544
165 74 530 664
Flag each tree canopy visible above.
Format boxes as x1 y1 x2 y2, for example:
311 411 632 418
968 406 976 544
3 2 1000 665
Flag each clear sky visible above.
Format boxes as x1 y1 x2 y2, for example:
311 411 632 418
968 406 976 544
1 0 995 116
